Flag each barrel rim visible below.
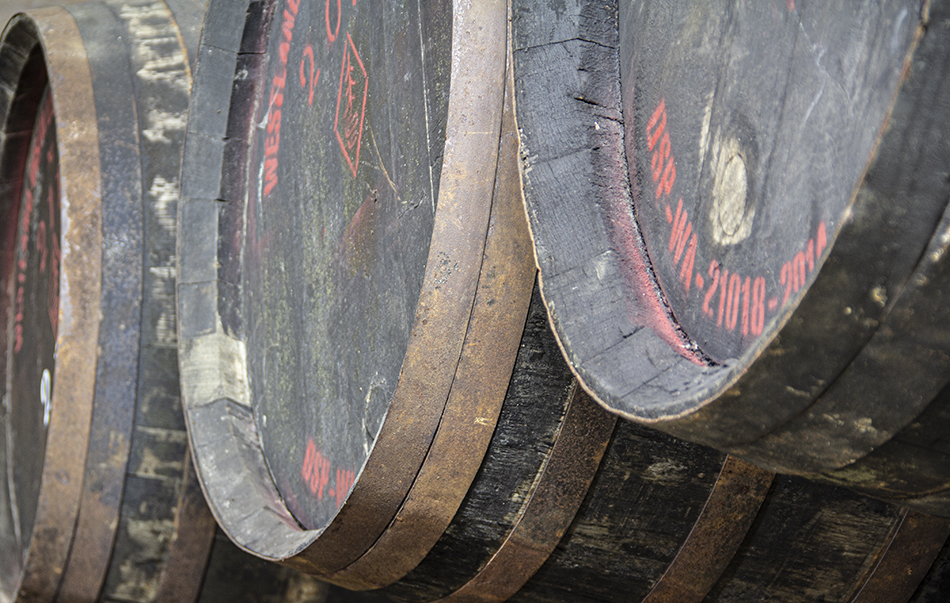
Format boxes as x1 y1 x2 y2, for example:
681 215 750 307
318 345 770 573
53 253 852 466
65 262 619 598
52 5 143 599
321 41 537 588
0 7 104 600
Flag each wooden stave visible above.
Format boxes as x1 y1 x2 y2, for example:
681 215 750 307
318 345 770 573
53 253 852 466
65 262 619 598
484 427 949 603
697 480 942 603
910 536 950 603
57 3 208 599
374 287 609 603
302 289 950 603
492 406 949 603
849 511 950 603
821 374 950 512
511 0 950 509
56 3 176 599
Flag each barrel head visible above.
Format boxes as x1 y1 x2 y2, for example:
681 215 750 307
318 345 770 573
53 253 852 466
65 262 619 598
513 0 950 489
0 83 59 593
178 0 523 575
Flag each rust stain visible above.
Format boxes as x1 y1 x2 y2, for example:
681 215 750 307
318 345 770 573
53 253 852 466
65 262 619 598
15 7 103 602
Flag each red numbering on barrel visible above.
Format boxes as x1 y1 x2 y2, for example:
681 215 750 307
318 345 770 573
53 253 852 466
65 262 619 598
300 45 319 107
646 98 676 199
324 0 357 44
301 438 355 510
13 94 59 355
265 0 365 197
643 98 828 343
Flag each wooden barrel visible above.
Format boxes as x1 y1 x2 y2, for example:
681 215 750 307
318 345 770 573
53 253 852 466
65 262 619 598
511 0 950 510
176 0 950 600
177 0 538 586
0 3 336 601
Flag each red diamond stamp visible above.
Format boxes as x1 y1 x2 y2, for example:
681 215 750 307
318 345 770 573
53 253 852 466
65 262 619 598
335 33 368 178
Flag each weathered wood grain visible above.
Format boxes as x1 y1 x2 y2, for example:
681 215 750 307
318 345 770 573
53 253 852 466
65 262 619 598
512 0 950 512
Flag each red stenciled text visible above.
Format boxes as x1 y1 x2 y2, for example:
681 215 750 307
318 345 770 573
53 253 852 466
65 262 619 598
263 0 302 197
646 98 676 199
266 0 365 196
778 221 827 308
302 438 355 510
13 96 55 354
645 97 830 343
299 44 319 107
666 198 698 295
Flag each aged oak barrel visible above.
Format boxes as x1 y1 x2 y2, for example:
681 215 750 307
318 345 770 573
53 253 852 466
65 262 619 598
0 3 336 601
512 0 950 511
177 0 538 587
176 0 950 601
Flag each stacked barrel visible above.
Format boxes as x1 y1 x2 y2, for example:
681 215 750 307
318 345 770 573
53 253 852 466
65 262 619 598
5 0 950 601
515 0 950 511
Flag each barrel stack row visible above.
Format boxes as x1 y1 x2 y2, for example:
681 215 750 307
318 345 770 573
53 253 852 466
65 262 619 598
175 0 950 601
4 0 950 602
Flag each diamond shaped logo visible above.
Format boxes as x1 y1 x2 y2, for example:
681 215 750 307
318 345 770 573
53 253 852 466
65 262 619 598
335 33 368 178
